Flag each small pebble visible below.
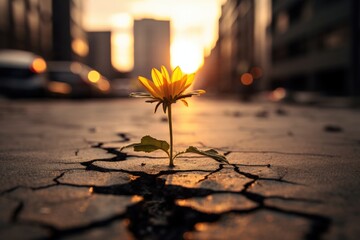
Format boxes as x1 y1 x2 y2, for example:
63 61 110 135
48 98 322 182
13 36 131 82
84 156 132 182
324 125 343 133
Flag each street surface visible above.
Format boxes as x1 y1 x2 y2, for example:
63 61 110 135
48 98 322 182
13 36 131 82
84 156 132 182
0 96 359 239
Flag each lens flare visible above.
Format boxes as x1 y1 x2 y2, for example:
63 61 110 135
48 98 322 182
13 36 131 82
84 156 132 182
31 58 47 73
240 73 253 86
88 70 101 83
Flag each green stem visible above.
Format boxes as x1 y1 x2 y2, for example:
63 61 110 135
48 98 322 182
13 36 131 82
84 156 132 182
168 103 174 167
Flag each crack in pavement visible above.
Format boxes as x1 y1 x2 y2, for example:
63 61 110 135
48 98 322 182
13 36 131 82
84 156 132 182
2 132 332 240
196 164 224 183
10 201 24 223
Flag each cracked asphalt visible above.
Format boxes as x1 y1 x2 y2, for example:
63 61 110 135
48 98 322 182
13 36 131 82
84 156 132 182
0 97 359 240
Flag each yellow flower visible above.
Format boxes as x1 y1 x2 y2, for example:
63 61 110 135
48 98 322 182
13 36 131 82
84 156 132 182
131 65 205 113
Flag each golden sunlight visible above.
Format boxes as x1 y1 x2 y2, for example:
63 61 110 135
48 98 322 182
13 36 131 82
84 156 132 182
84 0 225 72
171 39 204 73
111 13 134 72
111 32 133 72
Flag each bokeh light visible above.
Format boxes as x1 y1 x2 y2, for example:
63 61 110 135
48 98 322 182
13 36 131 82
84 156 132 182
31 58 47 73
88 70 101 83
240 73 254 86
269 87 287 101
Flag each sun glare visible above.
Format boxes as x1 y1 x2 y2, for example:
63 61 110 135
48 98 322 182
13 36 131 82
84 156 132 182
84 0 225 73
111 13 134 72
171 39 203 73
112 32 133 72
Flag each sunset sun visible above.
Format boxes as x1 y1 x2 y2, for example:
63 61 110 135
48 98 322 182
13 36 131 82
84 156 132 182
84 0 223 73
170 39 204 73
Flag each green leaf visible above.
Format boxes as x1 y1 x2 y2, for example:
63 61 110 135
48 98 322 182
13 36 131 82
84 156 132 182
184 146 229 164
121 135 169 155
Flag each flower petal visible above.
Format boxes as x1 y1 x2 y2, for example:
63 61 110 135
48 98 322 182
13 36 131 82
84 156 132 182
172 75 187 97
153 67 169 99
177 89 206 100
138 76 162 99
161 66 172 98
162 102 168 113
161 65 170 83
181 99 188 107
183 73 195 91
151 68 169 99
136 66 204 105
175 74 190 96
171 67 183 97
171 66 183 83
129 92 152 98
189 89 206 95
151 68 163 87
154 101 162 113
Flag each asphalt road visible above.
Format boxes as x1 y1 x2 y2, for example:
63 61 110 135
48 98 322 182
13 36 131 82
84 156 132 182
0 96 359 239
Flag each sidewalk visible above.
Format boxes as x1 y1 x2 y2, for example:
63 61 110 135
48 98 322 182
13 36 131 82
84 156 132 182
0 97 359 239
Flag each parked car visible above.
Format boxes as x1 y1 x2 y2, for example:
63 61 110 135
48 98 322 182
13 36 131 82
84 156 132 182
46 61 111 98
0 49 47 97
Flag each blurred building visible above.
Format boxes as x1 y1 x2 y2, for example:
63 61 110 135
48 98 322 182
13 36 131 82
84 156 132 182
87 31 114 79
133 19 171 78
199 0 270 98
0 0 88 62
218 0 245 94
202 0 359 100
269 0 359 98
52 0 88 62
196 44 220 93
0 0 52 58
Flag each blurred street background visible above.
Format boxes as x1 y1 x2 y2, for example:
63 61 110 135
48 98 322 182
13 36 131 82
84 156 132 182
0 0 359 103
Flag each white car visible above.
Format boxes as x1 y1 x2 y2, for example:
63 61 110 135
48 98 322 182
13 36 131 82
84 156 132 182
0 49 47 97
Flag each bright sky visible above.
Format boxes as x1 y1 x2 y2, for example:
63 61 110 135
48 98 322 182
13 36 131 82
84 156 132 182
84 0 225 73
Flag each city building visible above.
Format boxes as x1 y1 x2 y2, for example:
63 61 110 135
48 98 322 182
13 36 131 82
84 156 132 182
202 0 359 101
87 31 114 79
133 19 171 79
0 0 52 58
199 0 270 98
52 0 88 62
196 44 220 93
0 0 88 62
269 0 360 98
